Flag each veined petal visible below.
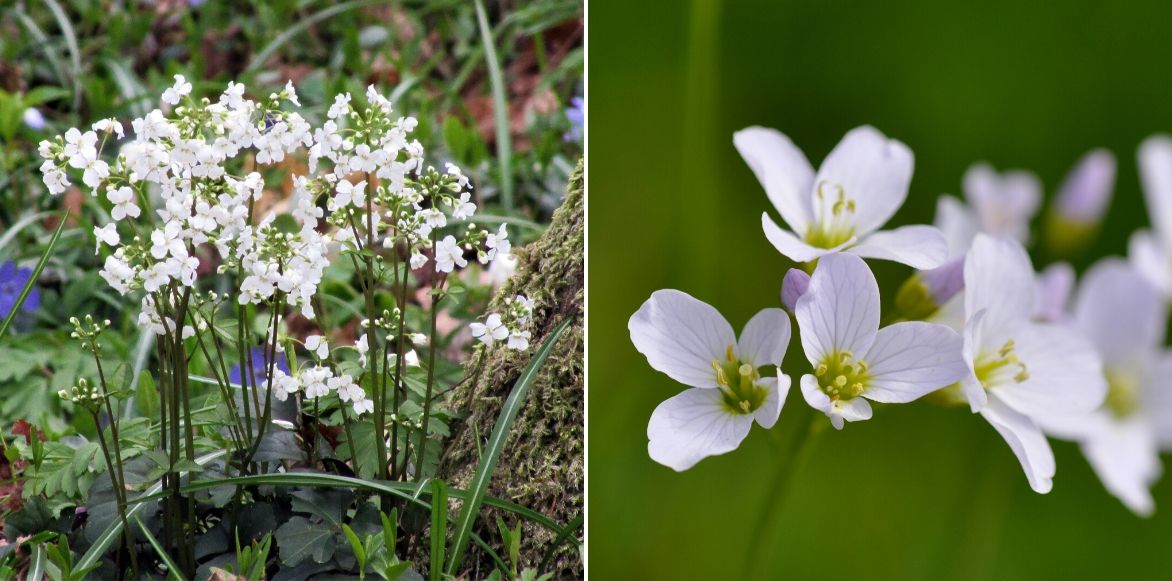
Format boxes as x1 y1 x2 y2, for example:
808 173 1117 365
862 321 967 403
964 234 1036 338
734 126 815 233
629 290 736 388
935 195 980 258
1073 258 1165 366
795 253 880 365
994 322 1106 417
1082 419 1160 517
847 225 949 269
980 395 1055 494
762 213 847 263
813 126 913 236
646 388 754 471
1128 230 1172 299
737 308 791 368
800 375 872 430
753 376 791 429
960 309 989 412
1138 135 1172 248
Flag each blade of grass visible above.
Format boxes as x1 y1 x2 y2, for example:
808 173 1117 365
29 544 46 581
539 512 583 571
473 0 514 211
447 215 545 233
429 480 447 581
0 210 68 339
43 0 82 112
245 0 382 74
11 10 68 88
135 517 188 581
445 317 572 576
0 211 51 253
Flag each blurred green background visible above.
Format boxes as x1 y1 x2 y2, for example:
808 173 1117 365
589 0 1172 579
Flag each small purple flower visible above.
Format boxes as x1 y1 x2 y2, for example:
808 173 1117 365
781 268 811 312
1055 149 1115 224
1034 262 1074 324
564 96 583 142
0 261 40 319
229 346 289 387
23 108 45 131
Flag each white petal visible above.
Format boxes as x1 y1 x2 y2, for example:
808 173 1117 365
753 375 791 429
629 290 736 388
934 195 980 258
964 234 1036 337
800 374 871 430
994 322 1106 417
736 308 791 368
1073 258 1165 366
1144 354 1172 449
862 321 967 403
734 127 815 233
1082 419 1160 516
813 126 914 236
1128 230 1172 299
847 225 949 269
980 394 1055 493
960 309 990 412
646 388 754 471
795 253 879 365
1034 262 1074 323
762 213 846 263
963 163 1041 242
1138 135 1172 247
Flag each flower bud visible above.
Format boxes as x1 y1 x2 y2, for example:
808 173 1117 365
781 268 811 312
895 256 965 320
1045 150 1116 257
1034 262 1074 323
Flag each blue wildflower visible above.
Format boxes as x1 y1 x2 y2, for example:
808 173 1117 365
229 346 290 387
0 261 40 320
564 96 583 142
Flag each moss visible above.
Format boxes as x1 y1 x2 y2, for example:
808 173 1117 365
439 159 584 579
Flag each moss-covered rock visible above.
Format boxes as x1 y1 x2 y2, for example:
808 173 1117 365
440 159 583 579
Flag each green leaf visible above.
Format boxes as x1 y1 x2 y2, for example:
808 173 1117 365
135 517 188 581
429 480 447 581
135 373 158 418
474 0 514 210
445 318 572 576
275 516 337 567
342 523 366 570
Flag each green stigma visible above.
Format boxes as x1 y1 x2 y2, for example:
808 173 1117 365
815 350 869 401
974 339 1029 389
712 345 767 415
1105 369 1140 419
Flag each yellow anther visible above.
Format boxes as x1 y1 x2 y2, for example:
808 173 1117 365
816 363 828 376
739 364 754 377
846 200 856 213
834 375 848 388
999 340 1015 357
739 400 751 413
833 201 845 216
856 360 869 373
1014 366 1029 383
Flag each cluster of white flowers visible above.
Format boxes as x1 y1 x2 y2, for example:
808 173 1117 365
265 366 370 415
38 79 520 427
632 125 1172 517
471 294 535 350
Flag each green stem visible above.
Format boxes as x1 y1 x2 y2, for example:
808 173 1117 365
414 258 443 482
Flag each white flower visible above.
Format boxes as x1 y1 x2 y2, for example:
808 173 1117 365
410 333 428 346
487 253 517 287
435 235 467 273
471 313 509 345
353 398 374 415
959 234 1106 493
328 93 351 119
333 179 367 209
150 222 186 259
1034 262 1074 324
284 80 300 106
107 186 141 220
629 290 792 471
409 250 428 270
452 192 476 220
1130 135 1172 299
92 118 124 138
404 350 421 367
305 335 329 359
1036 260 1172 515
795 254 968 430
356 334 369 366
734 125 948 269
94 224 119 252
932 164 1042 261
162 74 193 105
40 162 69 195
485 224 511 263
507 330 531 351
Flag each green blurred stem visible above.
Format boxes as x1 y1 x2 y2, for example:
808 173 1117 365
742 407 823 578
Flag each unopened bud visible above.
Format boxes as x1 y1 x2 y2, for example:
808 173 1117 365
1034 262 1074 323
781 269 811 312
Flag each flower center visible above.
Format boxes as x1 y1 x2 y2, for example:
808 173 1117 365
712 345 767 415
974 339 1029 389
1105 369 1139 419
815 350 869 401
805 182 857 249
